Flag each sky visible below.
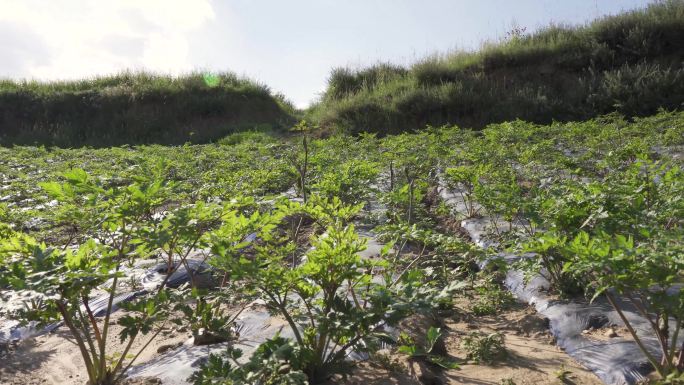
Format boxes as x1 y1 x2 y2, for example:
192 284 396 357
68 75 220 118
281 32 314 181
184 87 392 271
0 0 654 108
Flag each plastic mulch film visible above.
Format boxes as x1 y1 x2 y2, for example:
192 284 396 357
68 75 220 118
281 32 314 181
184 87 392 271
439 184 682 385
0 259 210 345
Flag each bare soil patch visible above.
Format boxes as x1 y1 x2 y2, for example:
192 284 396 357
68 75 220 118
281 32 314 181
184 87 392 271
333 298 603 385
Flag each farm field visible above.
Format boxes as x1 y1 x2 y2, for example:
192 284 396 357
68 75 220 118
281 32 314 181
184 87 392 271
1 110 682 385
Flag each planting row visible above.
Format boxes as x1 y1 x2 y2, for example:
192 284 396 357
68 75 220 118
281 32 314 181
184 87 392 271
0 111 682 384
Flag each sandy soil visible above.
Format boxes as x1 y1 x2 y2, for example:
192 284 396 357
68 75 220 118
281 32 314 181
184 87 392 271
443 308 603 385
0 311 190 385
327 361 422 385
2 301 604 385
333 300 603 385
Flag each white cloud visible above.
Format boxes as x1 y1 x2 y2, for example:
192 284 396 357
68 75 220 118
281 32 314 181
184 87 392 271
0 0 214 79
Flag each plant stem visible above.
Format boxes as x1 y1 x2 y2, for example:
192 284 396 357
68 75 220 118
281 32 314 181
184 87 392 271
627 293 669 362
57 301 97 384
83 296 103 346
391 244 427 288
668 321 681 368
606 292 664 376
99 267 120 376
76 304 101 372
389 161 395 191
114 325 166 383
262 288 304 346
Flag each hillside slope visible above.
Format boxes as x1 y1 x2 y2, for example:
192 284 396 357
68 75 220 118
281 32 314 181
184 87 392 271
309 0 684 134
0 72 297 147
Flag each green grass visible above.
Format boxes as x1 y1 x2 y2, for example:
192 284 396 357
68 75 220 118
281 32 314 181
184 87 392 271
0 71 298 147
308 0 684 134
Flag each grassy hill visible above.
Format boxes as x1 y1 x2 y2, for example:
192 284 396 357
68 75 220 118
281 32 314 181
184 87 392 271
0 72 297 147
308 0 684 134
2 2 684 146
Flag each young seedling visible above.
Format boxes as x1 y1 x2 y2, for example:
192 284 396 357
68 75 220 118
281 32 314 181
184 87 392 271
461 332 507 365
554 364 573 383
398 326 460 369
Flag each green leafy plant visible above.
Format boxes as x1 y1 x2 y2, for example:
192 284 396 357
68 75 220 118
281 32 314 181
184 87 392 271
205 196 451 383
375 221 477 288
474 165 538 239
138 200 223 284
189 335 308 385
398 326 459 369
311 159 380 205
444 165 482 218
380 132 442 225
175 289 238 346
288 120 316 203
654 370 684 385
519 232 583 296
554 364 573 382
471 280 515 316
565 231 684 377
0 170 179 385
460 332 507 364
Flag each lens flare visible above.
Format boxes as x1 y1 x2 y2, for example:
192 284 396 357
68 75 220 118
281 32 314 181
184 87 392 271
203 73 220 87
